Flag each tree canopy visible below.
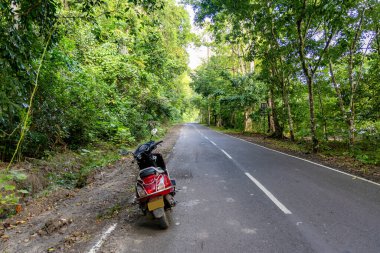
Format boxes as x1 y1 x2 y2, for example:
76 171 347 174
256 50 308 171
1 0 194 161
187 0 379 161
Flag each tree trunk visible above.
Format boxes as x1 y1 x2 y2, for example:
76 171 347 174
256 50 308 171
316 81 328 141
329 60 353 143
268 89 283 138
306 78 318 151
346 10 364 149
234 43 247 75
268 96 275 133
250 61 255 73
329 59 356 147
213 96 218 126
217 114 222 127
11 1 19 29
348 52 356 148
282 79 295 141
329 60 346 117
297 16 319 152
207 98 211 126
229 111 233 128
62 0 69 9
244 107 253 132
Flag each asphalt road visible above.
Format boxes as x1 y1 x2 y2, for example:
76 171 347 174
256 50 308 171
99 123 380 253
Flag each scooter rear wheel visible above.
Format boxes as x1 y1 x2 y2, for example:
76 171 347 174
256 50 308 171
158 212 169 229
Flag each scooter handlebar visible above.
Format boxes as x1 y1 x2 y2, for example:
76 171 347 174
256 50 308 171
151 140 163 150
133 140 163 159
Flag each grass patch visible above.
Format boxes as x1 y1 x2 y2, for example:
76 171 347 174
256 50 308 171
209 125 306 153
209 125 379 166
207 125 242 134
319 140 380 166
0 124 176 218
43 143 121 188
262 138 306 153
96 203 122 220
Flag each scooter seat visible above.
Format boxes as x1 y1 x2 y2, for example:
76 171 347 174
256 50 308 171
139 167 156 178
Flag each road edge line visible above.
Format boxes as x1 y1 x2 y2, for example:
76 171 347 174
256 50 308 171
213 130 380 187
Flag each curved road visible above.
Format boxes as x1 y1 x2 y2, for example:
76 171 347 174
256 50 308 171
97 123 380 253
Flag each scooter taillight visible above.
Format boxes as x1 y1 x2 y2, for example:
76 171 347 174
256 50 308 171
142 174 155 184
144 184 156 194
142 174 156 194
163 174 172 187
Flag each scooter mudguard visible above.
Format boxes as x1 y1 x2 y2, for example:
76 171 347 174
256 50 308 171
152 207 165 218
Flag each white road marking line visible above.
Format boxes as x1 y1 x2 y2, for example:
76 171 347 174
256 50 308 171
215 131 380 187
191 125 292 215
221 149 232 159
193 125 221 150
245 173 292 214
88 223 117 253
193 127 203 136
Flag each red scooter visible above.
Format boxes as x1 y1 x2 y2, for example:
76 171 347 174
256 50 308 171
131 130 176 229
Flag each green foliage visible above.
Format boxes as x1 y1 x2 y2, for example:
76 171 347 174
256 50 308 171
188 0 379 162
97 203 122 220
191 54 266 129
0 170 28 216
1 0 194 215
48 146 121 188
1 0 193 160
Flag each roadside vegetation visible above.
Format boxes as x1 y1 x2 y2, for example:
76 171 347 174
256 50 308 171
209 125 379 183
1 0 195 217
187 0 379 168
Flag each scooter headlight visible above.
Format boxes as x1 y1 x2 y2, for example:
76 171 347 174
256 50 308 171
157 177 165 191
136 185 146 197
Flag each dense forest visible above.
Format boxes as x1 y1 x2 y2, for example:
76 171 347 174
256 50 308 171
0 0 195 213
187 0 379 162
1 0 194 163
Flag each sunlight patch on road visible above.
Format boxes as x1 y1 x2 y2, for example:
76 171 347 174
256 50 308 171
196 231 209 239
241 228 257 234
225 197 235 203
179 199 201 207
226 219 240 226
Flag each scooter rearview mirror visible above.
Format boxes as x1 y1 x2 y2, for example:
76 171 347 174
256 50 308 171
119 149 131 156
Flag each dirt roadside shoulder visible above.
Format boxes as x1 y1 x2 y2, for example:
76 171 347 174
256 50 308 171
217 131 380 184
0 124 182 253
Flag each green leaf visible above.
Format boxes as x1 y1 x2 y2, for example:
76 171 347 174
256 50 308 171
4 184 16 191
9 171 27 181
